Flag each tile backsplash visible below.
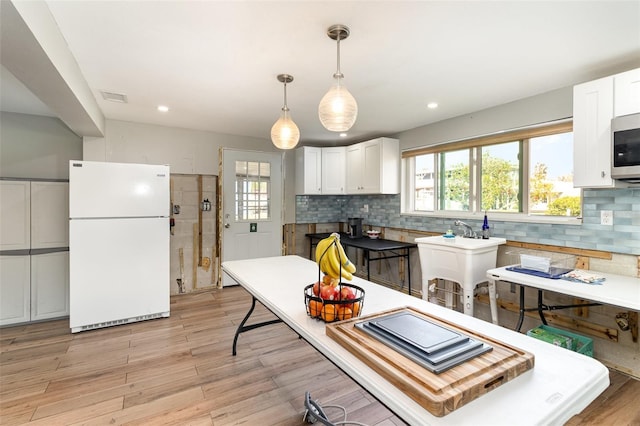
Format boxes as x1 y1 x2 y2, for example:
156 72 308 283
296 187 640 255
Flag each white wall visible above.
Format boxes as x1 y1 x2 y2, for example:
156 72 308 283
397 86 573 151
0 112 82 179
84 119 297 224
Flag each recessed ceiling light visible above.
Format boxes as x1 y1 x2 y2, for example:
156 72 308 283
157 105 169 112
427 102 438 109
340 133 347 137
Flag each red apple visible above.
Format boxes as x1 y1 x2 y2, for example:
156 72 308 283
320 284 339 301
340 287 355 301
312 281 321 296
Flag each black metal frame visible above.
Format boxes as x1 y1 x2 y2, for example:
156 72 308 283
232 296 283 356
514 285 601 332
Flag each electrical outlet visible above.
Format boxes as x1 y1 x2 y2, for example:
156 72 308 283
363 204 369 213
600 210 613 226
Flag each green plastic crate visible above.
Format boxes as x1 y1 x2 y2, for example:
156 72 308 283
527 324 593 357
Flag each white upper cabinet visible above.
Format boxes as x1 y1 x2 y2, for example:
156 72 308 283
346 138 400 194
296 146 346 195
345 144 363 193
573 68 639 188
297 138 399 195
321 146 346 195
614 68 640 117
31 182 69 249
573 76 615 187
0 181 30 251
295 146 322 195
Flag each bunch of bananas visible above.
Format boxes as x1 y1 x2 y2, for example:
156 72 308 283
315 233 356 281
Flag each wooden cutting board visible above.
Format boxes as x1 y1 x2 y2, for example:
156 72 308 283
326 306 534 417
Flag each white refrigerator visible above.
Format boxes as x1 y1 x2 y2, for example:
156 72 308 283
69 161 170 333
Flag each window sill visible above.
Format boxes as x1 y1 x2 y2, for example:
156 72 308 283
401 210 582 226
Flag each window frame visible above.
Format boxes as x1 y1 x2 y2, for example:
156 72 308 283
401 120 581 225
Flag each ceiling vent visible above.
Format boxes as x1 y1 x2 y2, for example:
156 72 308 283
100 90 128 103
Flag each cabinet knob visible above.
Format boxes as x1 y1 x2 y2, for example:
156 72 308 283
601 171 606 178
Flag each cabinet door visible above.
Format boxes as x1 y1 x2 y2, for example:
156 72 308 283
573 77 616 187
614 68 640 117
321 147 346 194
361 140 382 193
31 182 69 249
0 256 30 326
0 181 30 251
345 144 363 193
295 147 322 195
31 251 70 321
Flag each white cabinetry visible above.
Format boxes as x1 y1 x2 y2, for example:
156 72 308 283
31 182 69 248
31 251 69 321
573 68 639 188
295 147 322 195
0 255 31 325
346 138 400 194
614 68 640 117
0 180 30 251
0 180 69 326
573 76 615 187
345 144 362 193
296 146 346 195
321 147 346 194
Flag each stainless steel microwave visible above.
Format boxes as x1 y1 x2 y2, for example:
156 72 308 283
611 113 640 182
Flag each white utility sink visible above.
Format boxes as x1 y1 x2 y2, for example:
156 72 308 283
415 235 506 317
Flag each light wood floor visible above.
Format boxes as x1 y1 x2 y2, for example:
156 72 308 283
1 287 638 426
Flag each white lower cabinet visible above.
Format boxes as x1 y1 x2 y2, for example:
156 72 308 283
31 251 69 321
0 252 69 326
0 255 31 326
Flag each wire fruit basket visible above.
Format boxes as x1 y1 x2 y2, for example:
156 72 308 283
305 235 365 323
304 282 365 323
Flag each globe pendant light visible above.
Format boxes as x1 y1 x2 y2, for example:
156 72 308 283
319 24 358 132
271 74 300 150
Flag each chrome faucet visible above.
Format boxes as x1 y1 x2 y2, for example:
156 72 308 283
454 220 478 238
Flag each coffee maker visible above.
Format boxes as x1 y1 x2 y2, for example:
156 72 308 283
348 217 363 238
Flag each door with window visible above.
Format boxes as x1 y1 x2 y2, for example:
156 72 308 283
220 149 283 286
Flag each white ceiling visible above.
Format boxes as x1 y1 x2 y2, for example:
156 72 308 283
2 1 640 144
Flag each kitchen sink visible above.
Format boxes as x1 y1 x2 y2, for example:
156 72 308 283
415 235 506 317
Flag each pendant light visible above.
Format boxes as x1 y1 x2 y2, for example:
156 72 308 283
318 24 358 132
271 74 300 150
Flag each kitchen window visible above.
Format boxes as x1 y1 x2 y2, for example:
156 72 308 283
402 121 581 222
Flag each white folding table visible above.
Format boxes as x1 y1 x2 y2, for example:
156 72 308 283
486 266 640 331
223 255 609 426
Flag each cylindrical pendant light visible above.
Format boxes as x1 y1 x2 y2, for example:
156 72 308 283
271 74 300 150
319 24 358 132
